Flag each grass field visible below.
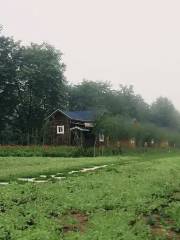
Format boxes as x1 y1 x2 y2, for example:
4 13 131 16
0 153 179 239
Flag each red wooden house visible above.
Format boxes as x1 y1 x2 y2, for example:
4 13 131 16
46 109 97 146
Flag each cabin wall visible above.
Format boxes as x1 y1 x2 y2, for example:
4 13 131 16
47 110 96 146
49 112 71 145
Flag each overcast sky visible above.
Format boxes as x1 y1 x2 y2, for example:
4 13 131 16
1 0 180 109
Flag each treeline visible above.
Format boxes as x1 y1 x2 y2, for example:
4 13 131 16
1 31 180 146
69 81 180 147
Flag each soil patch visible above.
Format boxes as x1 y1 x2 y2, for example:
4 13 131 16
59 210 89 234
144 212 180 239
144 209 180 240
144 191 180 239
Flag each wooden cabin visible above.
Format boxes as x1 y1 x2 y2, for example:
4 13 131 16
46 109 97 146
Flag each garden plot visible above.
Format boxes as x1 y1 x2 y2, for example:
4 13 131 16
0 153 179 240
144 191 180 239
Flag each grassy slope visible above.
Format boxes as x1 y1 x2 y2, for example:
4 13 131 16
0 153 179 239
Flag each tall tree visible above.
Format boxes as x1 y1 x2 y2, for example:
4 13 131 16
14 43 67 144
0 31 67 144
0 34 21 138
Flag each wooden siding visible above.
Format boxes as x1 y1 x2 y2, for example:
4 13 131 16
49 111 71 145
48 111 95 146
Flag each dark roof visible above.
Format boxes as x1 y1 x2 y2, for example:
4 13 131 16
65 111 95 121
47 109 96 122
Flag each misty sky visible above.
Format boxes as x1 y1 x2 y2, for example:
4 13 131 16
1 0 180 109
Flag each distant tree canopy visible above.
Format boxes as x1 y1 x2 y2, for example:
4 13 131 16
1 31 180 145
68 81 149 121
68 80 111 111
150 97 180 129
68 80 180 146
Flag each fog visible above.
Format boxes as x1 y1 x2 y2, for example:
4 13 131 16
1 0 180 108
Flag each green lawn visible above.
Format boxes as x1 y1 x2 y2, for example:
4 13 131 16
0 155 138 181
0 153 180 239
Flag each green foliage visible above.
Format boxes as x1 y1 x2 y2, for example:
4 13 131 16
150 97 180 129
14 43 67 145
0 33 67 145
0 155 132 181
0 153 179 239
1 31 180 146
0 145 127 158
95 115 134 140
95 114 180 147
68 80 111 111
68 82 149 121
0 35 21 134
69 82 180 147
0 146 75 157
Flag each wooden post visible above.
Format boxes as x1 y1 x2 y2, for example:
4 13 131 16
93 137 97 157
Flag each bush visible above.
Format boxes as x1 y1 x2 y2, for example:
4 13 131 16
0 145 125 157
0 145 76 157
0 144 178 158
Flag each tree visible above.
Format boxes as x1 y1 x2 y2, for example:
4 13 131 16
95 115 134 141
68 80 111 111
0 31 67 144
14 43 67 144
99 85 149 121
150 97 180 129
0 34 21 137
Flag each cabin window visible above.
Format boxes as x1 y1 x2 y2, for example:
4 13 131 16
57 125 64 134
99 133 104 142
